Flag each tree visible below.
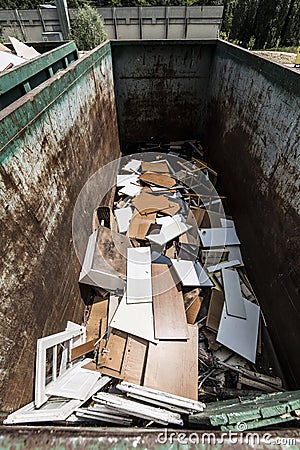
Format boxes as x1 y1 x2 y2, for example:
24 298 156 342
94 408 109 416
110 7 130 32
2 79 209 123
70 4 107 50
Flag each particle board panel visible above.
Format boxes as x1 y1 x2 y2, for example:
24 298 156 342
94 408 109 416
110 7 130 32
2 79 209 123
121 335 148 385
222 268 246 319
171 260 213 287
216 299 260 363
144 325 198 400
127 247 152 303
206 289 224 332
133 192 180 216
110 294 157 343
141 161 169 173
186 296 202 324
152 264 188 340
140 172 176 189
189 208 206 227
116 174 139 187
86 299 108 341
101 330 127 373
122 159 141 173
71 338 98 361
128 210 156 240
207 259 241 273
148 221 192 246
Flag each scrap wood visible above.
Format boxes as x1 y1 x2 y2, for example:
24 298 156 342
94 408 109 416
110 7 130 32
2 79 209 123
86 298 108 343
152 264 189 340
139 172 176 188
144 325 198 400
183 287 201 310
202 328 222 351
206 289 224 332
186 296 202 324
133 192 180 216
128 210 156 240
71 338 98 361
141 161 170 173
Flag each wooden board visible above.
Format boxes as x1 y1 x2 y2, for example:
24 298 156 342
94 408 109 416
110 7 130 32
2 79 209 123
71 338 98 361
144 325 198 400
140 172 176 189
189 208 206 227
206 289 224 332
128 210 156 240
86 299 108 342
186 297 201 324
133 192 180 216
141 161 169 173
100 330 127 372
121 335 148 385
152 264 188 340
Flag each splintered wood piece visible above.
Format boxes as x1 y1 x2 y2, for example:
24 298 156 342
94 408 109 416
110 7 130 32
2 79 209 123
141 161 169 173
144 325 198 400
101 330 127 372
133 192 180 216
202 328 222 351
206 289 224 332
128 210 156 240
121 336 148 385
71 338 98 361
186 296 202 324
152 264 188 340
140 172 176 189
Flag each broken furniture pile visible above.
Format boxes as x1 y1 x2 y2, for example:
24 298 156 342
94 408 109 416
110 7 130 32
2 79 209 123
5 142 299 429
0 37 40 72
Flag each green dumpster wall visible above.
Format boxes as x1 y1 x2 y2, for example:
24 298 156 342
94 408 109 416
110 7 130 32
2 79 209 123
0 41 120 412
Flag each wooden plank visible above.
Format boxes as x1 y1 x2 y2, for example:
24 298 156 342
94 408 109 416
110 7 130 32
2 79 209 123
206 289 224 332
141 161 169 173
128 210 156 240
186 296 201 324
100 330 127 372
139 172 176 189
152 264 188 340
121 335 148 385
133 192 180 216
86 299 108 341
144 324 198 400
71 338 97 361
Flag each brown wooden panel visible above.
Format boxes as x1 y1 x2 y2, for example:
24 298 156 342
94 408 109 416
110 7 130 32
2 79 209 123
144 325 198 400
140 172 176 188
152 264 188 340
121 335 148 385
133 192 180 216
71 338 97 361
206 289 224 332
128 210 156 240
101 329 127 372
86 299 108 341
186 296 202 324
141 161 169 173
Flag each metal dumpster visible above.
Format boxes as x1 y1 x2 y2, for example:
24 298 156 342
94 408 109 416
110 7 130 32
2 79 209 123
0 39 299 445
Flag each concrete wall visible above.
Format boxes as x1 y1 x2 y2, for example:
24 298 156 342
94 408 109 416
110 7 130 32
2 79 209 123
0 6 223 42
206 41 300 388
0 41 120 412
111 41 215 144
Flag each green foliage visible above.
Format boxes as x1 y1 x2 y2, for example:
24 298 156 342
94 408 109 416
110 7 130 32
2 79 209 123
70 4 107 50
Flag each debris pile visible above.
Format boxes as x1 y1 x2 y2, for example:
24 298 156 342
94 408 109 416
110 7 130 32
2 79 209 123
5 141 299 429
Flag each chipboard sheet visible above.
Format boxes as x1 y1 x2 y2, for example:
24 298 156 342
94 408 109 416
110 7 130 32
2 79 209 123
222 268 246 319
148 220 192 246
199 228 240 247
216 299 260 363
127 247 152 303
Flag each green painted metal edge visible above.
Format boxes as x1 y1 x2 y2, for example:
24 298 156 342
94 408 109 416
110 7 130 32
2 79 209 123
0 41 111 164
0 41 78 95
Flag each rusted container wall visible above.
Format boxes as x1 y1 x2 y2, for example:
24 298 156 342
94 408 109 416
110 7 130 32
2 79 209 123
206 41 300 389
0 41 120 413
111 41 215 145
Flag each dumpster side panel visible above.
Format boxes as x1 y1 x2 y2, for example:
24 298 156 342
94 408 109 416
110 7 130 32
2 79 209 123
111 41 214 144
207 40 300 388
0 42 120 412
